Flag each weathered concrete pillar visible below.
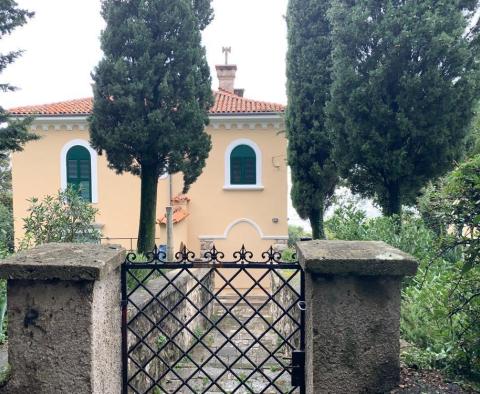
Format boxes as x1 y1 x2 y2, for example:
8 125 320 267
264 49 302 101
297 240 418 394
0 243 125 394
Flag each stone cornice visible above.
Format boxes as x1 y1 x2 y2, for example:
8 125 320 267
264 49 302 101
24 113 285 132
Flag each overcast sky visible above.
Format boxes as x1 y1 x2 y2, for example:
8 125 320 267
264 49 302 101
1 0 289 109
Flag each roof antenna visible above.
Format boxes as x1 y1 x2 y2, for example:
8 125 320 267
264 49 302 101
222 46 231 65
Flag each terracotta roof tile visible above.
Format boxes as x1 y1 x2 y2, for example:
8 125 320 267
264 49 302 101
8 91 285 117
171 194 191 204
157 206 189 225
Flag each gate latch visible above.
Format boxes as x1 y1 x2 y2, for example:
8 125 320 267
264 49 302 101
291 350 305 387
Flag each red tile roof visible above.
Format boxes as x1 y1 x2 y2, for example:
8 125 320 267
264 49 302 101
171 194 191 204
8 90 285 117
157 206 189 225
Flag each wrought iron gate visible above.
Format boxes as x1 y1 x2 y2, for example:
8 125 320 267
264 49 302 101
121 245 306 394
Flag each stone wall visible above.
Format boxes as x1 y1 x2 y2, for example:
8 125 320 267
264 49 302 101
127 268 214 392
297 240 418 394
199 239 214 258
0 243 124 394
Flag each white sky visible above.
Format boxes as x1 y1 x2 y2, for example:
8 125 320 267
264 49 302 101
0 0 289 109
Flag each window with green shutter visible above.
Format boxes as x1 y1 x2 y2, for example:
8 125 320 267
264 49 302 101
230 145 256 185
66 146 92 202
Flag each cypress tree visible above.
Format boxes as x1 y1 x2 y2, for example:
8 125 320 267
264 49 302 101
327 0 480 216
286 0 338 239
1 1 37 154
90 0 213 253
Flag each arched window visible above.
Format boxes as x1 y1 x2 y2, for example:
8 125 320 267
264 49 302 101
66 146 92 201
224 139 263 190
230 145 256 185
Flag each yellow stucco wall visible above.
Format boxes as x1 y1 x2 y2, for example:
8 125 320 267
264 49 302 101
11 117 288 260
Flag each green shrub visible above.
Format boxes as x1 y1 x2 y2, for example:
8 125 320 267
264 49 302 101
288 225 311 248
0 202 13 253
281 248 296 262
325 199 480 380
427 155 480 273
21 187 100 248
326 200 437 264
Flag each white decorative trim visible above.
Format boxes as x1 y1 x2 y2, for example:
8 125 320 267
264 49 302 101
223 185 264 191
224 138 263 189
60 139 99 203
198 218 288 241
17 113 284 133
209 114 284 131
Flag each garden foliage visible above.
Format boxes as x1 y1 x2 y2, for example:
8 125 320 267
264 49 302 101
21 187 100 248
287 225 312 248
326 196 480 380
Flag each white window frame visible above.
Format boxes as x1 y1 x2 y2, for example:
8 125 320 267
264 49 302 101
224 138 263 190
60 139 99 203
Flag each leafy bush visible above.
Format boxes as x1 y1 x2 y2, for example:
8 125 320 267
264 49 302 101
0 203 12 253
281 248 296 262
326 200 437 264
325 198 480 380
288 225 312 248
425 155 480 273
21 187 100 248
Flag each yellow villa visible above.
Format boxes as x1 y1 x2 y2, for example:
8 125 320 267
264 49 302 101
8 64 289 258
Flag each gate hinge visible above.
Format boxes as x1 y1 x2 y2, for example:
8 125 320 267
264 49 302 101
291 350 305 387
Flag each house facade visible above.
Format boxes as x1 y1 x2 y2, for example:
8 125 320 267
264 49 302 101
8 64 289 258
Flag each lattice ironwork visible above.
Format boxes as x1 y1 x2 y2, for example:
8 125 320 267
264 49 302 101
122 245 305 394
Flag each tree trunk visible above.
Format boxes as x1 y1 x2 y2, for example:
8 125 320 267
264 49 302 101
137 165 159 254
383 183 402 217
309 202 325 240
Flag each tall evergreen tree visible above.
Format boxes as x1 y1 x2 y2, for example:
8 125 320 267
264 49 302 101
286 0 338 239
0 1 37 252
327 0 480 216
90 0 213 253
1 1 37 154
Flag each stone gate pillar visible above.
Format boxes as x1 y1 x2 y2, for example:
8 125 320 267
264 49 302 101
0 243 125 394
297 240 418 394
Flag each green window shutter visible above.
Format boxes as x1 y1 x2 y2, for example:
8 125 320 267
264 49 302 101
230 145 256 185
66 146 92 202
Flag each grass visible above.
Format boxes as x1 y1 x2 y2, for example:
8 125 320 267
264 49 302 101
269 364 281 373
156 334 167 349
193 325 205 339
126 253 167 291
0 363 10 387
